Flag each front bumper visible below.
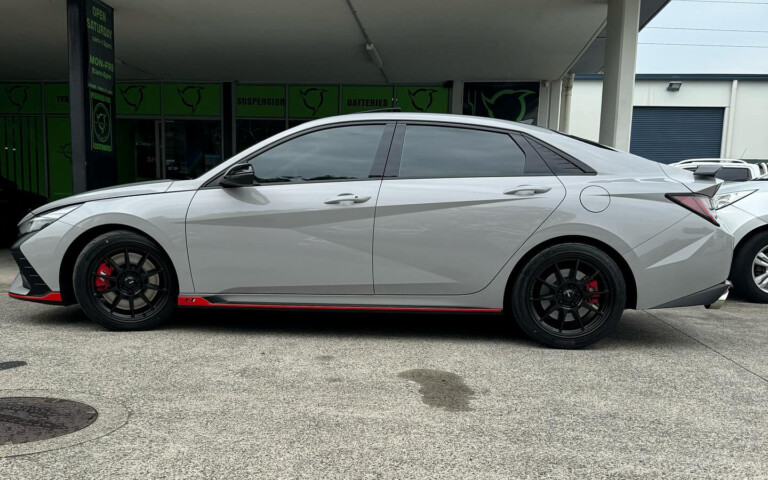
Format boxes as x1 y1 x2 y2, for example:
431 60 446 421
7 234 63 305
651 281 731 309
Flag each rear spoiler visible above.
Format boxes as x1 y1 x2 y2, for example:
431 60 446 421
693 165 722 178
692 165 723 197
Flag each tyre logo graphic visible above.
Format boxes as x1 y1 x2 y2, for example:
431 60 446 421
4 85 29 112
119 85 145 113
479 89 535 121
60 143 72 161
300 88 327 116
177 86 204 114
92 102 111 143
408 88 436 112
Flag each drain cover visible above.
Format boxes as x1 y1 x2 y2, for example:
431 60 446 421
0 397 98 445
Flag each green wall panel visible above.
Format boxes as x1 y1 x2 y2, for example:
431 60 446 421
117 83 161 115
46 117 73 200
236 85 285 118
287 85 339 119
44 84 70 114
396 86 449 113
163 83 221 116
0 84 42 115
341 86 393 114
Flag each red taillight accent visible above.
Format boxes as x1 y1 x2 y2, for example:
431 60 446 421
666 194 719 226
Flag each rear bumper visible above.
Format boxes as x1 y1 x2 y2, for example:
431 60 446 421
651 281 731 309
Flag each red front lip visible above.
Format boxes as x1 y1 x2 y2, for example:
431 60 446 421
8 292 63 304
177 296 501 313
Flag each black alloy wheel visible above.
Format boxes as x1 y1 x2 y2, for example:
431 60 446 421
73 231 177 330
510 243 626 349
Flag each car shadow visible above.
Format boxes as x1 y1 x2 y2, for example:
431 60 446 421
17 303 699 350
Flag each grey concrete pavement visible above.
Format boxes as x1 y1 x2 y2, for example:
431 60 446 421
1 254 767 479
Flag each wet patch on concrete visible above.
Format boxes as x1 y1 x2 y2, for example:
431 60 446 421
326 377 343 383
316 355 334 362
0 361 26 371
0 397 98 445
398 369 475 412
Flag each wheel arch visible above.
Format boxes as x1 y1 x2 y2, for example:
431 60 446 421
504 235 638 311
59 224 179 305
733 224 768 258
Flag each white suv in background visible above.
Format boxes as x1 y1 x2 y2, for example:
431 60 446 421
671 159 768 182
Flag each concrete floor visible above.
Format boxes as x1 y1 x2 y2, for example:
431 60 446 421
1 250 767 479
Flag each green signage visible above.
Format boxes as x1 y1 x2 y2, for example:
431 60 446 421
397 86 449 113
288 85 339 118
163 83 221 116
85 0 115 153
44 84 70 114
341 86 392 114
46 117 73 200
236 85 285 118
116 83 161 115
0 84 42 115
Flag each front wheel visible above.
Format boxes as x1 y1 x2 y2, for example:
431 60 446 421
73 230 178 330
509 243 626 349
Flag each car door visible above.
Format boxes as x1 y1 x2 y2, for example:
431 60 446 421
186 123 394 295
373 123 565 295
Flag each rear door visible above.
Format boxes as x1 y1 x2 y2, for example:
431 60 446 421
373 123 565 295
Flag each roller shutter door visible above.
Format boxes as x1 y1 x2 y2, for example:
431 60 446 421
630 107 724 164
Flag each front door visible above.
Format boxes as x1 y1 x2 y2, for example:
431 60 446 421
186 123 392 295
373 124 565 295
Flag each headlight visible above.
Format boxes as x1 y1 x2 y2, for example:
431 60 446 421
18 204 82 235
712 190 757 210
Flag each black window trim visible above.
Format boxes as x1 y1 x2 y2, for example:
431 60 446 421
523 134 597 175
381 120 555 181
203 120 396 188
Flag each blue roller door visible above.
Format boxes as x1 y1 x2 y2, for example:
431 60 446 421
630 107 724 164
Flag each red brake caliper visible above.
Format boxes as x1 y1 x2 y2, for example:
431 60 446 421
585 280 600 305
95 261 113 293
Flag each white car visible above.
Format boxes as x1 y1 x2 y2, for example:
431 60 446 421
671 159 768 182
9 113 734 348
715 174 768 302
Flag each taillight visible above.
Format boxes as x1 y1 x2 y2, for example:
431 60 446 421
665 193 719 226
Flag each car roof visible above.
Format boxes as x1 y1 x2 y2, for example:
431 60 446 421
296 112 548 135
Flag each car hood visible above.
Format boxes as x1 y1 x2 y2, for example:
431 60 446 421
27 180 174 218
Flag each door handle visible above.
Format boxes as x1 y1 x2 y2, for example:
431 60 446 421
324 193 372 204
503 186 552 196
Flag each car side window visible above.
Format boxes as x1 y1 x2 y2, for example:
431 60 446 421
247 125 385 184
397 125 526 178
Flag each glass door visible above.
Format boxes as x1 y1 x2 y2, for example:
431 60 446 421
163 120 222 180
116 119 161 184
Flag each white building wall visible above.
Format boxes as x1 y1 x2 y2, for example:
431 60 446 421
568 78 768 160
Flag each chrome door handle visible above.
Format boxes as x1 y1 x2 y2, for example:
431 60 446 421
324 193 372 204
503 186 552 196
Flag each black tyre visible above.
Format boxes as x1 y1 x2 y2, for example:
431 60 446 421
509 243 626 349
731 231 768 303
73 230 177 330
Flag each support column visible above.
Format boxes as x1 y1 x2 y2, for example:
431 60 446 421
450 80 464 114
547 79 563 130
599 0 640 150
559 73 575 133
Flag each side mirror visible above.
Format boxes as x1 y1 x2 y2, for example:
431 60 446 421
221 164 255 188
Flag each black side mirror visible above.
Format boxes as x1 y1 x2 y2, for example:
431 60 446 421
221 164 255 188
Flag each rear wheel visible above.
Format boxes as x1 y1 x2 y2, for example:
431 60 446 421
509 243 626 349
732 231 768 303
73 231 177 330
